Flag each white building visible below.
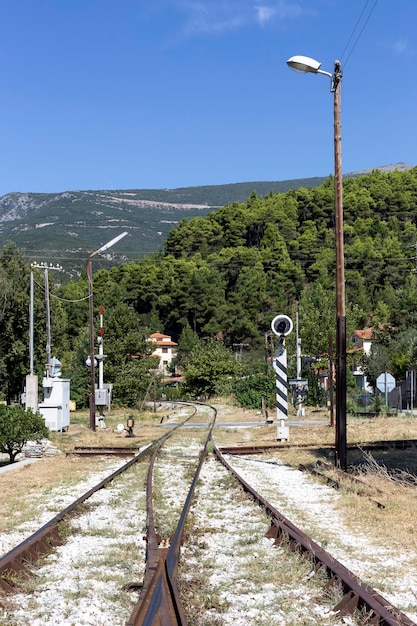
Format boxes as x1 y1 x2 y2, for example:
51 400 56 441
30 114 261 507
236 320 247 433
350 328 373 392
148 333 178 376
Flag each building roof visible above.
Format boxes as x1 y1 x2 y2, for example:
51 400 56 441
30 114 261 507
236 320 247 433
152 341 178 347
355 328 373 341
149 332 178 346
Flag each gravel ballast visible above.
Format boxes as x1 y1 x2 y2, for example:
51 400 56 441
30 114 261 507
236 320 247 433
0 435 416 624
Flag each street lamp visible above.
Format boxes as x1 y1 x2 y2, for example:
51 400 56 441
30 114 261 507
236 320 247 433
286 55 346 470
87 231 128 431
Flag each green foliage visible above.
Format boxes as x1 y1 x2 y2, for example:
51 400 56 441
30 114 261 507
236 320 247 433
175 323 201 370
3 167 417 406
183 340 242 398
304 369 327 407
363 328 417 387
100 303 155 407
233 368 275 409
0 244 44 401
0 404 49 463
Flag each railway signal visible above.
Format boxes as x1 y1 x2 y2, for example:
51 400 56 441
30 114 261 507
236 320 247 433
271 315 293 441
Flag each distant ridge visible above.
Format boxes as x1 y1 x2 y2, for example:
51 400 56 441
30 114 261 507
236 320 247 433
0 163 413 275
347 162 413 177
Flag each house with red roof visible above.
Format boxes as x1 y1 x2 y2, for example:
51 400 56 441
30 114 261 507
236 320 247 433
148 333 178 376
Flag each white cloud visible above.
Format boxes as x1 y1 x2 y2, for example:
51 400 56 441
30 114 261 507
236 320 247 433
165 1 306 38
255 6 277 26
393 38 414 58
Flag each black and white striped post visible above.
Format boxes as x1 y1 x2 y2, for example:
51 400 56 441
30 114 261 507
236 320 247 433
271 315 293 441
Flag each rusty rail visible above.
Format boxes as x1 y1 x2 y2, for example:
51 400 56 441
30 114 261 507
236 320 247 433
214 445 415 626
67 445 141 456
218 439 417 456
0 446 151 592
0 406 199 594
126 403 218 625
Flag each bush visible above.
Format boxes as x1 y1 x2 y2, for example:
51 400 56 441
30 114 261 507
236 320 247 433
0 404 49 463
233 370 275 410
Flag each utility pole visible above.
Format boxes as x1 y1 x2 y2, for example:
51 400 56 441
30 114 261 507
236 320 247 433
295 312 304 417
26 266 38 411
31 262 63 376
87 232 128 431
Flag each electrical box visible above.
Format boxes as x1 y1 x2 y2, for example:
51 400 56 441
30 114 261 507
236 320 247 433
95 388 108 407
38 376 70 432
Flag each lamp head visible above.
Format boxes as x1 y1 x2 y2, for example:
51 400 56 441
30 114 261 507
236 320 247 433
286 55 322 74
98 231 128 254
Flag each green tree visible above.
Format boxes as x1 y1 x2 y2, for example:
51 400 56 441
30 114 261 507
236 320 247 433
298 283 335 358
183 340 241 398
103 303 155 407
176 323 201 370
0 245 37 401
0 405 49 463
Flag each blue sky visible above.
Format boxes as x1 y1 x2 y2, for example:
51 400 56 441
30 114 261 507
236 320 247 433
1 0 416 196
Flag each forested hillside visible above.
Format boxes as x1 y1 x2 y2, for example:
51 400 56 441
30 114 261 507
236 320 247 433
2 167 417 407
90 167 417 344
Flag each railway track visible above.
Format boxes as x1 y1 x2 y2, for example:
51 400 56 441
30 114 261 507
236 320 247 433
126 402 218 625
0 403 416 624
214 446 415 626
0 446 151 593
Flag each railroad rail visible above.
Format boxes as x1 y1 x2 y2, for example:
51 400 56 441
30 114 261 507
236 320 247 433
126 403 217 625
218 439 417 456
215 445 415 626
0 446 151 592
0 404 199 594
1 404 416 624
67 445 141 456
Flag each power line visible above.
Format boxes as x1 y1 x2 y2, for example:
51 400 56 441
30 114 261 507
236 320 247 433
339 0 379 68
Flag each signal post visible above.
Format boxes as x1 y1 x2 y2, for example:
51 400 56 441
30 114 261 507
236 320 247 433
271 315 293 441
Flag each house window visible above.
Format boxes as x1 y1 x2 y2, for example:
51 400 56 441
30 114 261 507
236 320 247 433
162 347 169 353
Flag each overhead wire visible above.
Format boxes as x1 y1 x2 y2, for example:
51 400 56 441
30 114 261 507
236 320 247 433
339 0 379 68
32 275 90 303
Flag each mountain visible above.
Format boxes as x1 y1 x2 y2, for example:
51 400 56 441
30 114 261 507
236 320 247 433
0 163 412 276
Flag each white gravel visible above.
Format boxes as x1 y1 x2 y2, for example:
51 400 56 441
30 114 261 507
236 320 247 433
223 453 417 623
1 442 416 625
0 458 147 625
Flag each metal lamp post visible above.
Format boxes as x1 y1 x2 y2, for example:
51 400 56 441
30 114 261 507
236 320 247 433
87 231 128 431
286 55 346 470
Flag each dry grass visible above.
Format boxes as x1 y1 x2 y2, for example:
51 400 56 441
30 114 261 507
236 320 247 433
0 456 102 533
211 404 417 557
3 403 417 558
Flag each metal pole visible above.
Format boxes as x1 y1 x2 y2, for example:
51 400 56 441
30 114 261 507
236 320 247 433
87 256 96 431
29 268 34 375
98 305 104 390
44 266 51 376
328 331 335 428
296 311 303 417
333 60 347 470
85 231 128 431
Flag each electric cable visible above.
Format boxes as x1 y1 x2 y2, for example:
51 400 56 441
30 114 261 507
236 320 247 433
339 0 379 68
